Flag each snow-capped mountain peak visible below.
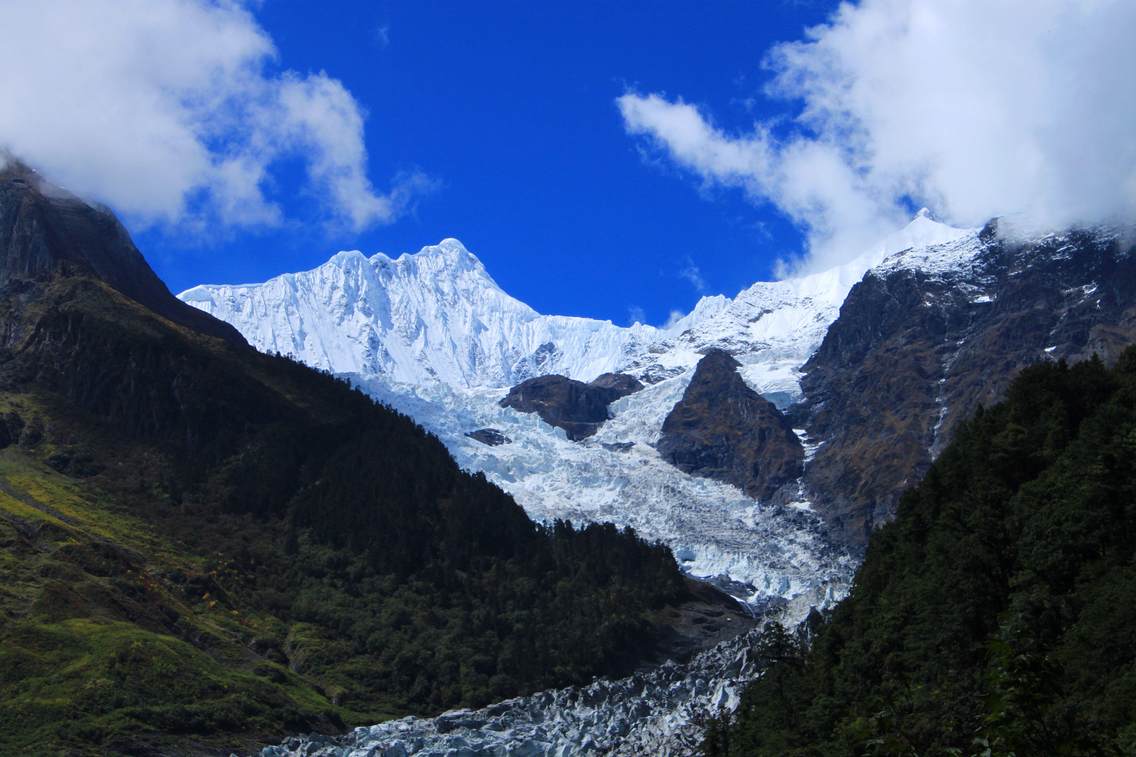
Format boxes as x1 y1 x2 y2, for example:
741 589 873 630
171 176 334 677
371 237 497 281
180 238 659 389
179 215 979 398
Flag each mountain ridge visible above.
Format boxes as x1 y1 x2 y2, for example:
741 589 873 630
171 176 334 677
178 213 975 394
1 160 245 346
179 237 658 389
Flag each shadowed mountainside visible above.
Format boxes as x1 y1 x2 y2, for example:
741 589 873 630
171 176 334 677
0 161 244 345
799 222 1136 548
0 163 690 755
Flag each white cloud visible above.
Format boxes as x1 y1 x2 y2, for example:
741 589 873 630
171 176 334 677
618 0 1136 271
678 258 708 293
0 0 423 231
627 305 647 325
663 309 687 329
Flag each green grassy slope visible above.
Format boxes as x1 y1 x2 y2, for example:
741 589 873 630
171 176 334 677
0 432 345 755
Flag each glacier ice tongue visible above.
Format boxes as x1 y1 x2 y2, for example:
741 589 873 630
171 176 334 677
260 613 809 757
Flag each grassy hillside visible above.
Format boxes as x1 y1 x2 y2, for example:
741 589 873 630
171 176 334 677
706 352 1136 756
0 267 687 754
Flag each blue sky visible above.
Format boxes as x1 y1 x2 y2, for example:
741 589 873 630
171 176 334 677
137 1 838 324
9 2 1128 324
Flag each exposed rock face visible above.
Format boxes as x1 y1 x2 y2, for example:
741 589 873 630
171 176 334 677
800 222 1136 549
658 350 803 501
0 160 244 345
464 427 511 446
589 372 645 394
499 372 643 440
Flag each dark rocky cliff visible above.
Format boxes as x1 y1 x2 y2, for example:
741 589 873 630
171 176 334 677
799 222 1136 549
658 350 803 501
500 372 643 440
0 160 244 346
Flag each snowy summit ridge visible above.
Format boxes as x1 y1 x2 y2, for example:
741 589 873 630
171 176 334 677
180 237 658 390
181 212 974 396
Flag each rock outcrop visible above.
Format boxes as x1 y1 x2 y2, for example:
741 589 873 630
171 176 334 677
589 372 645 394
499 372 643 440
657 350 803 501
465 428 511 446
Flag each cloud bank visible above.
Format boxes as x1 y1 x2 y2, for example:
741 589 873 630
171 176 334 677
618 0 1136 271
0 0 422 231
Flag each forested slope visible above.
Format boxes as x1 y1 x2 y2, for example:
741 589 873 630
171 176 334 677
708 352 1136 756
